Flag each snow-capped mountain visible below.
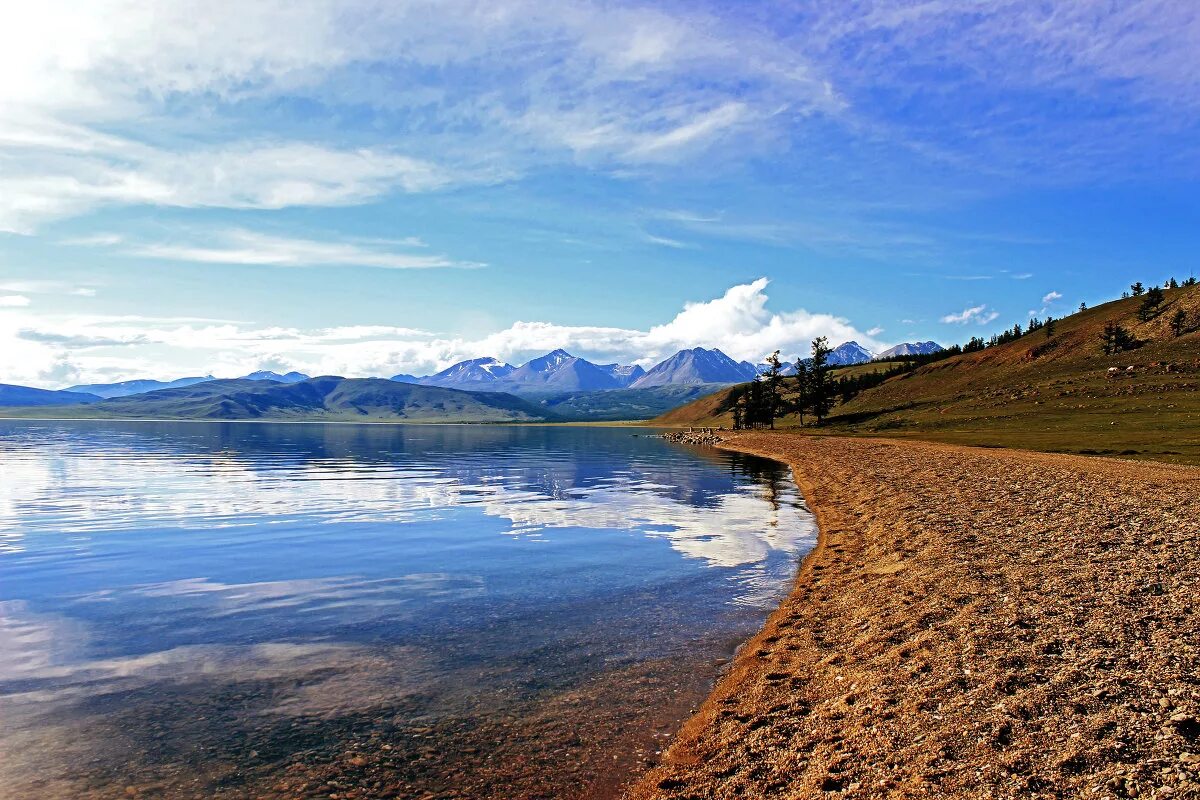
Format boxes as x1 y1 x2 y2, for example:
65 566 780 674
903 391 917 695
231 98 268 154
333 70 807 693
632 347 757 388
418 357 515 388
875 341 943 359
499 350 626 391
602 363 647 387
242 370 311 383
826 341 874 366
66 375 215 399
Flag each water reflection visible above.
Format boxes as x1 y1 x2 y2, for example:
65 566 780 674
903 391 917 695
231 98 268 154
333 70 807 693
0 421 814 799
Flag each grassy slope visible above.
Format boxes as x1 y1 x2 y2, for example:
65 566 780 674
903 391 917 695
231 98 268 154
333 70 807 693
526 384 727 421
655 284 1200 463
0 377 558 423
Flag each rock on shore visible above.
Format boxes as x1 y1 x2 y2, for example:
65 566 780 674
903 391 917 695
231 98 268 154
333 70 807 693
627 434 1200 799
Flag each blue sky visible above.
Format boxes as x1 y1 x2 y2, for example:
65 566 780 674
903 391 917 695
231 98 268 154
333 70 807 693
1 0 1198 386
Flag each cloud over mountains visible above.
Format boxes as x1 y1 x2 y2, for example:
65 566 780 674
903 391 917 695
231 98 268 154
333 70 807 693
1 278 886 388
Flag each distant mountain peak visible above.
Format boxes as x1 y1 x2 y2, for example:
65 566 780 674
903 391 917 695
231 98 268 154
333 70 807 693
876 341 944 359
827 342 874 366
631 347 756 388
242 370 310 383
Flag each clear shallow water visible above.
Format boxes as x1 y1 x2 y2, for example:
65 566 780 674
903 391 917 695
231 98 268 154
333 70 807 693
0 421 814 799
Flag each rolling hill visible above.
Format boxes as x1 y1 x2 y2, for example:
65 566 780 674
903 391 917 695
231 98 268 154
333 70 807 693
529 384 729 422
655 283 1200 463
0 384 102 406
0 377 558 423
66 375 215 398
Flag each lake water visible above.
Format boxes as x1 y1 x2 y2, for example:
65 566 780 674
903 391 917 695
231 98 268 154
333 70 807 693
0 421 814 799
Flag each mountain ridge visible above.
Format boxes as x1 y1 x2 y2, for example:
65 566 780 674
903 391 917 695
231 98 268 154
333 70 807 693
0 377 557 423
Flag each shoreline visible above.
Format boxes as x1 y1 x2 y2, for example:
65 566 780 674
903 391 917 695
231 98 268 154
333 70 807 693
626 432 1200 799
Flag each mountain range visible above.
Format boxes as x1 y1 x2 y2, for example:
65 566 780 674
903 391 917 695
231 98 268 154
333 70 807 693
0 383 102 406
5 342 944 419
66 375 215 398
5 377 555 423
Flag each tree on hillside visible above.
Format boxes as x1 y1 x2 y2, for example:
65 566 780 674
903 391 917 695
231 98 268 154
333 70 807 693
964 336 985 353
791 358 810 426
1045 316 1056 338
1131 281 1145 296
1168 277 1179 289
1079 302 1087 313
1185 276 1198 287
1138 286 1165 321
807 337 834 424
1100 322 1136 355
761 351 785 429
1172 309 1188 338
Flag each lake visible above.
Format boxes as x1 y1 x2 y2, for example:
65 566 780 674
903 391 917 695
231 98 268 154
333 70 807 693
0 421 815 799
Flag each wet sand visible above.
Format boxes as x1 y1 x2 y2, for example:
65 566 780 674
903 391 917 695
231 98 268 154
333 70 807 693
628 434 1200 799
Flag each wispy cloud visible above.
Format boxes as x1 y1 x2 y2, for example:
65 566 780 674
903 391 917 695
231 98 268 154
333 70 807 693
642 233 695 249
0 295 32 308
941 304 1000 325
112 229 482 270
0 280 96 297
0 139 486 234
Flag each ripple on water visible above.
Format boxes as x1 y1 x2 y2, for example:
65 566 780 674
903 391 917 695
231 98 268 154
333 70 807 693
0 421 814 799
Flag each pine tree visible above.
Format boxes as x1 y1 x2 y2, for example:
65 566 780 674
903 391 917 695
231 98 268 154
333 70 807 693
791 358 809 426
1101 322 1136 354
1138 286 1165 321
808 337 834 424
1171 309 1188 338
761 351 784 429
1045 316 1056 338
1131 282 1144 296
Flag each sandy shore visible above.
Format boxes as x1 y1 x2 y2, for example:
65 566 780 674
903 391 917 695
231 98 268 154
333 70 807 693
627 434 1200 799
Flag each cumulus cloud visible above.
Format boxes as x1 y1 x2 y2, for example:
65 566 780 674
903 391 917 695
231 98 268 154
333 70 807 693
0 278 887 388
1028 289 1063 316
941 304 1000 325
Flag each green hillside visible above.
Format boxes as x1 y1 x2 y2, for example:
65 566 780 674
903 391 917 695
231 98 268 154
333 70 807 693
529 384 728 421
0 377 558 423
655 283 1200 463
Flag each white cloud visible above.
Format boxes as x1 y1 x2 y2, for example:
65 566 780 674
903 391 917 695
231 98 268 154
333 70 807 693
867 326 885 336
0 1 843 230
121 228 482 270
0 140 479 234
1027 289 1063 317
642 233 694 249
941 304 1000 325
0 280 97 297
0 278 885 387
0 295 32 307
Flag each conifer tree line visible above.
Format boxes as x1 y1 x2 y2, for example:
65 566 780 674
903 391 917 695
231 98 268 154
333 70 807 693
728 275 1196 429
731 338 962 429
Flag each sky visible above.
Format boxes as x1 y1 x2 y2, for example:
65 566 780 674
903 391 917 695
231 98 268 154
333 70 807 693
1 0 1198 388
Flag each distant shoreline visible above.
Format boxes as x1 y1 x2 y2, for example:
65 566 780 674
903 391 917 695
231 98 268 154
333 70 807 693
628 432 1200 798
0 416 655 427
